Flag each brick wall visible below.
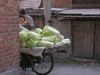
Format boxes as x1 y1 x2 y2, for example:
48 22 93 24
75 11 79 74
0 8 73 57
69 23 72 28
0 0 20 73
52 0 72 8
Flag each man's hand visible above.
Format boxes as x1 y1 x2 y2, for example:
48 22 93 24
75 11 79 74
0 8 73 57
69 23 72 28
24 21 30 25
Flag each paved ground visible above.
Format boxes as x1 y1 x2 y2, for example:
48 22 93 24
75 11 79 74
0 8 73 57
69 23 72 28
21 63 100 75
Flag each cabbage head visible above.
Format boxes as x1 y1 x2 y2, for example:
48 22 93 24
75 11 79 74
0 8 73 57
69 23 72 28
19 30 28 43
27 39 40 48
38 40 54 48
27 31 41 40
21 42 27 48
42 25 61 36
62 38 71 44
55 38 71 47
55 35 64 42
33 28 43 34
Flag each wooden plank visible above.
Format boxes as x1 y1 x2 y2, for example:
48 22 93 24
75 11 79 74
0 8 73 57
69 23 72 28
94 21 100 58
73 20 94 57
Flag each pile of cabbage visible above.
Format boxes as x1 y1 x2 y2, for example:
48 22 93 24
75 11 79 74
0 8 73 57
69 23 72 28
19 25 71 48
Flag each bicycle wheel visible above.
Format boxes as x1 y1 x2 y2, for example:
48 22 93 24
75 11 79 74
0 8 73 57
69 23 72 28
20 53 33 71
33 53 54 75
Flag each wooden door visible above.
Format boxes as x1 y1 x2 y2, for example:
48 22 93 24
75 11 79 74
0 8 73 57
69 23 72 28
94 21 100 58
73 20 94 57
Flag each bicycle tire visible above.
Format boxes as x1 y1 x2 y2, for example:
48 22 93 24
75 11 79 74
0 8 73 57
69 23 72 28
29 53 54 75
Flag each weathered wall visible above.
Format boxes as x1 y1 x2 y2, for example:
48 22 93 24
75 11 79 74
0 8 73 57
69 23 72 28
0 0 20 74
52 18 72 62
19 0 41 9
31 15 44 28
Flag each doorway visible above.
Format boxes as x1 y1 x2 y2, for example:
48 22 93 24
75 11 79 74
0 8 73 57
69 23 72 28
72 20 100 58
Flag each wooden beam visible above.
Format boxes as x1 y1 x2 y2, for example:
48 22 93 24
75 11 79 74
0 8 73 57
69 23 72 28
43 0 51 25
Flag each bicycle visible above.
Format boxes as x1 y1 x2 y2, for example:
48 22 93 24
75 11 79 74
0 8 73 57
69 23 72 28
20 47 54 75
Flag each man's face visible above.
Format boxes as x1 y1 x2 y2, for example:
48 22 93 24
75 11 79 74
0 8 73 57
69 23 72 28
19 17 25 25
